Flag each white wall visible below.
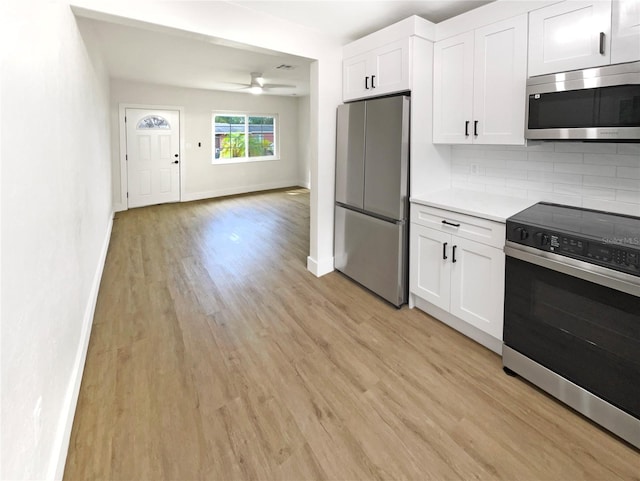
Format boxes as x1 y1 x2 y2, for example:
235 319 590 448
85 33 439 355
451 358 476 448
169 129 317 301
71 0 344 276
409 36 452 198
0 1 113 479
297 95 312 188
111 79 304 207
450 142 640 216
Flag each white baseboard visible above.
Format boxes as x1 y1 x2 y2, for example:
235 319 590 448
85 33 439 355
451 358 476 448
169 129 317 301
298 180 311 189
112 202 126 213
307 255 334 277
181 180 301 202
49 214 114 480
412 295 502 355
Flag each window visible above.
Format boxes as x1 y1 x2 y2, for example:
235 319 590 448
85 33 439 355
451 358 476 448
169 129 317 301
137 115 170 129
213 114 277 163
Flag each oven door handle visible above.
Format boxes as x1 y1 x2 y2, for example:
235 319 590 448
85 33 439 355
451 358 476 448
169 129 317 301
504 242 640 297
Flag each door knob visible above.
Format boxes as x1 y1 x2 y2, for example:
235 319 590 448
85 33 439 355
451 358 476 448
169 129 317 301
173 160 179 164
174 154 179 157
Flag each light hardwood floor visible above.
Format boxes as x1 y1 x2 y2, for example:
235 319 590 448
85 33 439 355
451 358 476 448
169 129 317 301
64 188 639 481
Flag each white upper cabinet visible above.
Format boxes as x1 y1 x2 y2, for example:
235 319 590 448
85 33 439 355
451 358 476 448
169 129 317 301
433 15 527 145
343 38 411 102
473 15 528 145
343 56 369 101
611 0 640 64
433 31 474 144
374 39 411 95
528 1 612 76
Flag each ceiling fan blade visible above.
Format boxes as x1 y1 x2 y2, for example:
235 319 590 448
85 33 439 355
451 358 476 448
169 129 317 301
214 81 251 89
263 83 296 89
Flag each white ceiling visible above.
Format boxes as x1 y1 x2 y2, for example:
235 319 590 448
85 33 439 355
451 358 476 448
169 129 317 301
77 1 494 97
78 17 314 96
231 1 494 41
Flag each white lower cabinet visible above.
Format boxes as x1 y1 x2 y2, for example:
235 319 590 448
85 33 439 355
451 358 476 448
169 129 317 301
410 226 451 311
449 236 505 340
410 206 506 347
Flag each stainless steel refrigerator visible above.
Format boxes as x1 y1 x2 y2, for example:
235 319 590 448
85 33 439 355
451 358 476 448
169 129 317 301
334 95 409 307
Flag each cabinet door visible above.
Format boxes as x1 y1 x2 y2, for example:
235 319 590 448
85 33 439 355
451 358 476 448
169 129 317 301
433 31 474 144
611 0 640 64
409 225 451 312
371 38 411 97
449 237 505 340
528 1 612 76
473 15 527 145
343 54 369 102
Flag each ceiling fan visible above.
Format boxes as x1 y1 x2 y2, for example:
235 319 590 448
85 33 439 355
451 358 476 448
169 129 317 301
242 72 296 94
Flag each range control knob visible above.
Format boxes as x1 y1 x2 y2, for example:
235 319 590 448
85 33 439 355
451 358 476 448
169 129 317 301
514 227 529 241
535 232 550 246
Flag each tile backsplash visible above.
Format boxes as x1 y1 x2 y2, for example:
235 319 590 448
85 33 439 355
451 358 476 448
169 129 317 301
451 142 640 216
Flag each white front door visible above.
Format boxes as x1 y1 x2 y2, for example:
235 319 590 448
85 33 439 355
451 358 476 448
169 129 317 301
126 108 180 208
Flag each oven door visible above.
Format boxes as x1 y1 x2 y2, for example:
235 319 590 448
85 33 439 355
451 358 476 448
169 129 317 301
503 243 640 426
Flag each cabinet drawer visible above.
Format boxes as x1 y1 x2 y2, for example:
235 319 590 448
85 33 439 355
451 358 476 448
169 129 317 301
410 204 505 249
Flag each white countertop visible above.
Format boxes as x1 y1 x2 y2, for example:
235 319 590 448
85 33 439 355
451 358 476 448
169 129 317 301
410 189 536 223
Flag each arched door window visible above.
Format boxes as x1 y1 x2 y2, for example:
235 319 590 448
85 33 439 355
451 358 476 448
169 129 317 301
137 115 170 129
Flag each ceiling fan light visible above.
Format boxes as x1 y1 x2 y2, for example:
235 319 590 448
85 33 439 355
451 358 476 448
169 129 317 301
249 86 263 95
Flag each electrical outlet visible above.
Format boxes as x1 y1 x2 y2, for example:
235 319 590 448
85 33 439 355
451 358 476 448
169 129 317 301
471 163 479 175
33 396 42 446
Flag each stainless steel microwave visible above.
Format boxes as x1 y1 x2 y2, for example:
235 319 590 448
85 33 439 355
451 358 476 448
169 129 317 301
525 61 640 141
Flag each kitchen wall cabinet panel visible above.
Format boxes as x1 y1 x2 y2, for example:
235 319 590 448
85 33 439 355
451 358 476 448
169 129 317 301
433 31 474 144
343 38 410 102
343 56 369 102
472 15 528 145
433 15 527 145
528 1 612 76
611 0 640 64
